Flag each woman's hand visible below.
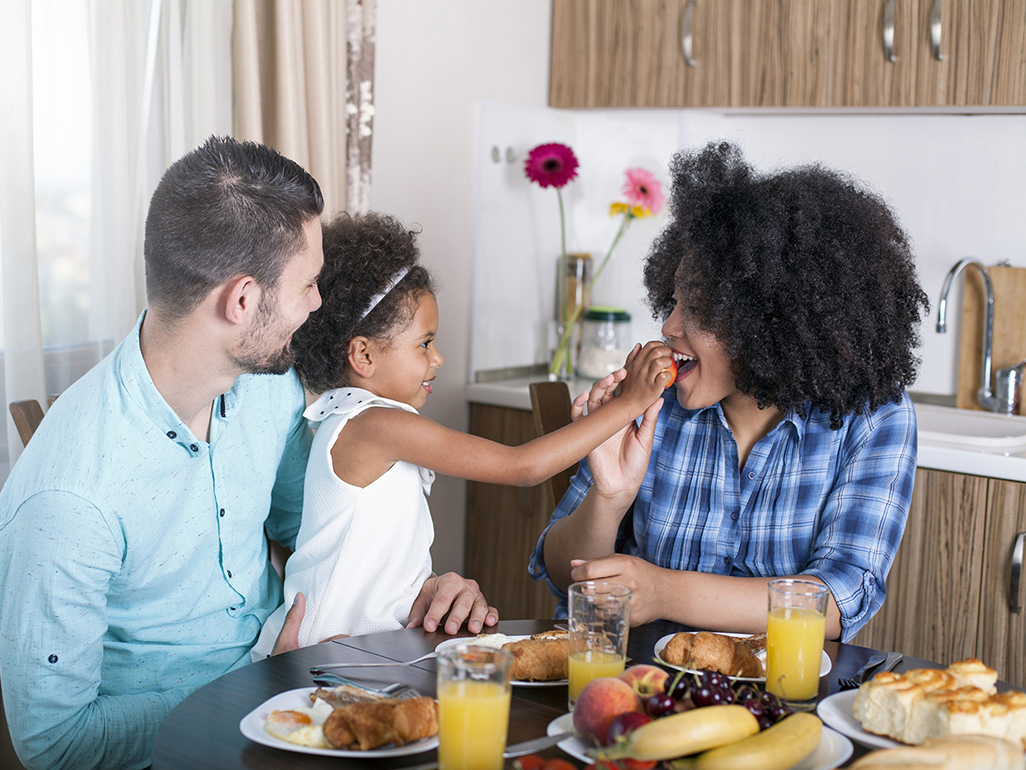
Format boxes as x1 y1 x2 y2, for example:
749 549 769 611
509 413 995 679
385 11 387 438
569 554 669 626
583 347 664 502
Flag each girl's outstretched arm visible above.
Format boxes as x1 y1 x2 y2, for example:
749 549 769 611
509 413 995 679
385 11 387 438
335 341 674 488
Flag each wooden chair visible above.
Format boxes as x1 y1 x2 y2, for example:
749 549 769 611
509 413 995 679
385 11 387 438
8 400 45 448
529 381 577 516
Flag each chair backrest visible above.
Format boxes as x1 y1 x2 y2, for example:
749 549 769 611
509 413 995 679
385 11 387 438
8 400 45 448
529 381 577 515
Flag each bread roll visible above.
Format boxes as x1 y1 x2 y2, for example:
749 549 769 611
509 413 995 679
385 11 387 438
853 659 1026 749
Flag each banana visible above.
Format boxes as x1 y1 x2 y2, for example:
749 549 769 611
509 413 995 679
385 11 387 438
689 712 823 770
591 705 760 762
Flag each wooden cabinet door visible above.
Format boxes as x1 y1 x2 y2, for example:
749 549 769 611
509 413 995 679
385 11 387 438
916 0 1026 106
839 0 920 106
976 478 1026 689
550 0 727 107
730 0 849 107
855 469 986 664
464 404 559 620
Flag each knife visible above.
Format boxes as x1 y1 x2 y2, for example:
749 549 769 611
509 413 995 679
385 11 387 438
881 651 904 673
401 731 574 770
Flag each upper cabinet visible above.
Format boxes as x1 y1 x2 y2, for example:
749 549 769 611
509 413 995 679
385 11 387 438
549 0 1026 109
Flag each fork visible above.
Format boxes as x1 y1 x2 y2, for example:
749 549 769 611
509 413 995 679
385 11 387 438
310 651 436 675
838 653 885 690
312 672 421 700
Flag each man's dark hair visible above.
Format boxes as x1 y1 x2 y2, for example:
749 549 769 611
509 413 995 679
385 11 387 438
143 135 324 322
644 141 930 428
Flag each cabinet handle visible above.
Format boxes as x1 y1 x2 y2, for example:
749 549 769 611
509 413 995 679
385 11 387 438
1012 532 1025 613
883 0 897 63
931 0 944 60
680 0 698 68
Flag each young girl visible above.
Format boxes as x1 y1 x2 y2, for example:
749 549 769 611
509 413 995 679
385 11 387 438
252 211 673 657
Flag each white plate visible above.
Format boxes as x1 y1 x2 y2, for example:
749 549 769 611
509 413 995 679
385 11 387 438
435 636 569 687
546 713 852 769
816 690 902 750
239 687 439 757
654 632 832 682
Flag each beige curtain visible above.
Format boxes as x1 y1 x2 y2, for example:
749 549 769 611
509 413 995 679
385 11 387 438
233 0 376 217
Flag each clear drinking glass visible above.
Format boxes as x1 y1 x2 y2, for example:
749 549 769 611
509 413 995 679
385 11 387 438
765 579 829 708
436 644 513 770
567 581 632 709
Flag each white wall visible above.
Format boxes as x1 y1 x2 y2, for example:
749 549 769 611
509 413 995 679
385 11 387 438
373 0 553 574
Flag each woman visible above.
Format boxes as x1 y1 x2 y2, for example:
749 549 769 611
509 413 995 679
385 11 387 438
530 141 930 643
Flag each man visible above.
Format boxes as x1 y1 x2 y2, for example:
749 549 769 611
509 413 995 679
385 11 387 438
0 136 494 770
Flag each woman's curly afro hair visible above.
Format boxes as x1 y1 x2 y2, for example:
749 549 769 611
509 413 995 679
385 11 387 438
292 211 436 394
643 141 929 428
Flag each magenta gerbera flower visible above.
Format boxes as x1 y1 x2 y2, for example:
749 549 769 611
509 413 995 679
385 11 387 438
621 168 665 216
524 143 579 189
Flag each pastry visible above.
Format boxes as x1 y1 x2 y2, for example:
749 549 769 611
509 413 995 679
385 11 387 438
853 658 1026 749
321 696 438 751
661 631 764 678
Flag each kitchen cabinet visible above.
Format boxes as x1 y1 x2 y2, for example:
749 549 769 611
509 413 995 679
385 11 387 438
549 0 1026 108
464 403 560 620
856 468 1026 689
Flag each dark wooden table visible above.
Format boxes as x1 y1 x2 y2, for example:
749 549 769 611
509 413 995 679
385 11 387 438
151 619 935 769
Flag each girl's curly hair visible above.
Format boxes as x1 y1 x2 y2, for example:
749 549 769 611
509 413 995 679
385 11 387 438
644 141 929 428
292 211 436 394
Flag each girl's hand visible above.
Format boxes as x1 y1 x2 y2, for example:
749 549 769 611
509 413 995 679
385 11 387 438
569 554 668 626
617 340 675 410
570 368 627 422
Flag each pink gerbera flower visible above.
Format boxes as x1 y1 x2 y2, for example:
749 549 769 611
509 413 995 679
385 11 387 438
621 168 665 216
524 143 579 189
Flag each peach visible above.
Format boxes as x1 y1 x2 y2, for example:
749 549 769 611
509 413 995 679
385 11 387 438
572 677 642 744
619 664 669 699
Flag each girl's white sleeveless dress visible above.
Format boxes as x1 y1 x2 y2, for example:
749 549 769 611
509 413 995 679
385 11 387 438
252 387 434 659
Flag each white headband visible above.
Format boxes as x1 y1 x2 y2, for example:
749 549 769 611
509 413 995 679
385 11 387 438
359 267 410 322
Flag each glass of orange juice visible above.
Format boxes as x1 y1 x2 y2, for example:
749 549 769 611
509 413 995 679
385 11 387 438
436 644 513 770
567 581 632 710
765 579 829 709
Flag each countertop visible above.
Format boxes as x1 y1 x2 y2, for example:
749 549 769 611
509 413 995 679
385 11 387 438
466 378 1026 483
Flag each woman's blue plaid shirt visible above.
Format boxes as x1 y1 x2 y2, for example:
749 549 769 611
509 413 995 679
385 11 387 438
530 389 918 642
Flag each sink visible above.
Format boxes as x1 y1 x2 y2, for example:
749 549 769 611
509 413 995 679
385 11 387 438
915 403 1026 454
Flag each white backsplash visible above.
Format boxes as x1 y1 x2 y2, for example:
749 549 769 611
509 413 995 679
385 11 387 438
471 101 1026 396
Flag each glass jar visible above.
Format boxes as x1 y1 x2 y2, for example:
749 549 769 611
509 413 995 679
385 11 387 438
577 307 632 379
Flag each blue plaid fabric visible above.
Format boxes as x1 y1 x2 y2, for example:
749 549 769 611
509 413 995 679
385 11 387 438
529 389 917 642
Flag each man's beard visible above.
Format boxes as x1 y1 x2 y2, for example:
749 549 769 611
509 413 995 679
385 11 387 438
231 292 296 375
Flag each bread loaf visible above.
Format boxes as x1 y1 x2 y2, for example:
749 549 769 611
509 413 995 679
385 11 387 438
849 734 1025 770
853 658 1026 749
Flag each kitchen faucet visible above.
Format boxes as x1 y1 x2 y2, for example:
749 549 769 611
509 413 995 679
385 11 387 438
936 257 1024 414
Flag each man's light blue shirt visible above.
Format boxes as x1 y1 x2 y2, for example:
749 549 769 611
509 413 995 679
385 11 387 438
0 312 311 770
530 390 917 642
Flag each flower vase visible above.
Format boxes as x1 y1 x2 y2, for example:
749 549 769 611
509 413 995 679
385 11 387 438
548 321 576 381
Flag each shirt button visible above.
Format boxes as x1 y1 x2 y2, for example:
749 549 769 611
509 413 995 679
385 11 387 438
48 654 58 663
868 575 876 585
190 443 199 452
219 508 225 518
166 431 176 439
227 570 233 578
730 511 739 521
723 556 732 567
747 471 756 480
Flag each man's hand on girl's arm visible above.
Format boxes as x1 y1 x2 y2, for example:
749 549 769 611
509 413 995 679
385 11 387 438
407 572 499 635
